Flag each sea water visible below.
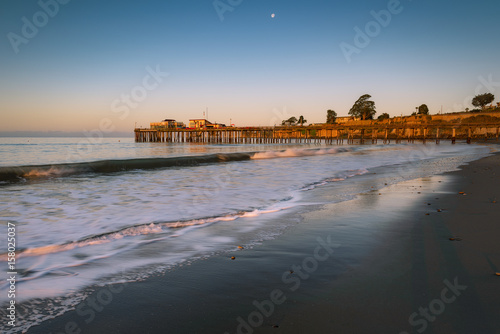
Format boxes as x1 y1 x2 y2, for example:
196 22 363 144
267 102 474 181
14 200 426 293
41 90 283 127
0 137 494 333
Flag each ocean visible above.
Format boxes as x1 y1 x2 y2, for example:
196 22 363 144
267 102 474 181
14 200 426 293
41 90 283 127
0 137 495 333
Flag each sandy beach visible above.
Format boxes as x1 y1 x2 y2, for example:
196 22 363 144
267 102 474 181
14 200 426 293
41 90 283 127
25 149 500 334
271 151 500 334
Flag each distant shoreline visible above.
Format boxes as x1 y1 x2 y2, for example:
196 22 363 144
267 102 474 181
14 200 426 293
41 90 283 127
0 132 133 138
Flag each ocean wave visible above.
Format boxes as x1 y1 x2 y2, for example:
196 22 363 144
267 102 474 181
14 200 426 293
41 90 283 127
0 147 356 183
0 153 253 183
0 165 366 265
251 147 352 159
0 208 290 262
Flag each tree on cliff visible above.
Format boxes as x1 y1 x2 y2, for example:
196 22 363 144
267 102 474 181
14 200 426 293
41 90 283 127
349 94 376 120
418 104 429 115
472 93 495 110
297 115 307 126
326 110 337 124
377 113 390 121
282 116 297 125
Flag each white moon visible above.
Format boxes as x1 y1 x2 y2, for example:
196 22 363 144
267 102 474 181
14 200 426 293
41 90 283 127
271 13 275 18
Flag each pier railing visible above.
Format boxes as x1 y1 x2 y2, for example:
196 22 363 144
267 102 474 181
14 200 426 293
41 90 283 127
134 123 500 144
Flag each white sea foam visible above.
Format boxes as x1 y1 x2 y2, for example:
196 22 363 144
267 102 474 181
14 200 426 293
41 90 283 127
251 147 351 159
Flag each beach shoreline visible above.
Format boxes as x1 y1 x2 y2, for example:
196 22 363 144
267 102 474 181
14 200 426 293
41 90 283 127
22 150 500 334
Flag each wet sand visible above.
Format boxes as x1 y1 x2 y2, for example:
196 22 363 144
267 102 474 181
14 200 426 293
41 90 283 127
26 151 500 334
269 151 500 334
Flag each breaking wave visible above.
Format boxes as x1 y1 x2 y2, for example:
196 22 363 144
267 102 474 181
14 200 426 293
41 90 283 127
0 148 355 183
0 208 286 264
251 147 352 159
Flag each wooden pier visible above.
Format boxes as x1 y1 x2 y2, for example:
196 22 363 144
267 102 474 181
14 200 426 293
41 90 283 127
135 123 500 145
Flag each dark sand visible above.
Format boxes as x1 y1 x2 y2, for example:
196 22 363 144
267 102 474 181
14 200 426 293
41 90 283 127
26 151 500 334
270 152 500 334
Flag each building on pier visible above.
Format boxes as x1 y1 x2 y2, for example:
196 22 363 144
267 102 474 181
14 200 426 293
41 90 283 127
189 119 226 129
189 119 212 129
150 119 185 129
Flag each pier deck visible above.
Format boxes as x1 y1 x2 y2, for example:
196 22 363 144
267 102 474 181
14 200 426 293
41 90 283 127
135 123 500 144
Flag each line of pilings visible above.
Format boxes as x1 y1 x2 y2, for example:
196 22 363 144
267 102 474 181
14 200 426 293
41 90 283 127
134 125 500 144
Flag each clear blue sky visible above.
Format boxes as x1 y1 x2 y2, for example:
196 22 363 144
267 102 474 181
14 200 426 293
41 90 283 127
1 0 499 132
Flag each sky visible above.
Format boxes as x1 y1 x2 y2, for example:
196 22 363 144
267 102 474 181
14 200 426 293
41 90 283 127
1 0 499 133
